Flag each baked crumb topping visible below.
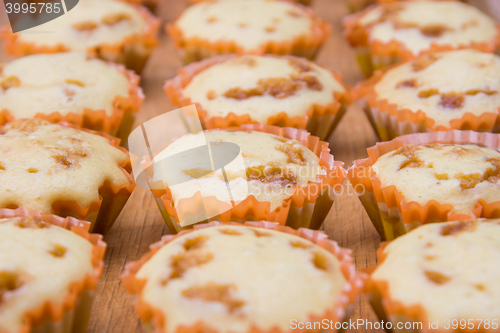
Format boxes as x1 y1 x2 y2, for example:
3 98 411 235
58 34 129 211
441 221 477 236
218 228 243 236
13 216 48 229
425 270 451 285
412 54 441 72
246 163 297 187
312 251 331 271
102 12 131 25
392 145 424 170
181 282 245 313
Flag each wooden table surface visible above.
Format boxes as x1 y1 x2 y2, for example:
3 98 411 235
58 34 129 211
0 0 497 331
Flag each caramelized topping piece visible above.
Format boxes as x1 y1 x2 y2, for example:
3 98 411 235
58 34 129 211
456 157 500 190
0 271 26 302
0 76 20 91
289 59 312 73
246 163 297 186
183 236 208 251
441 221 477 236
183 168 214 179
206 16 217 23
434 173 449 180
425 270 451 285
0 162 4 171
1 118 48 133
456 172 482 190
439 92 464 109
420 24 450 37
312 251 331 271
252 229 271 237
396 79 417 88
218 228 242 236
164 251 214 284
49 244 67 257
102 13 131 25
72 21 98 31
265 26 276 33
392 145 424 170
290 240 312 249
65 79 85 87
276 143 306 166
182 282 245 313
14 216 48 229
418 89 439 98
224 74 323 100
465 89 497 96
206 90 217 100
412 54 440 72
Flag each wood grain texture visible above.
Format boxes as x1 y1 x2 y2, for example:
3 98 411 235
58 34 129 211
0 0 494 331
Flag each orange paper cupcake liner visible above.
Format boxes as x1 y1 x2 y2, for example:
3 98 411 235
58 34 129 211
354 65 499 141
343 8 500 77
0 5 160 74
143 124 346 233
0 208 106 333
166 1 330 64
164 54 352 140
0 120 136 234
347 130 500 240
121 221 367 333
0 62 143 140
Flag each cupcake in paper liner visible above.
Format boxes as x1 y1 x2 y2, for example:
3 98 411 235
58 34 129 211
142 124 346 233
343 1 500 77
0 52 143 141
0 208 106 333
165 54 352 141
121 221 366 333
166 0 330 64
0 118 136 234
354 50 500 141
1 0 160 74
367 219 500 332
347 130 500 241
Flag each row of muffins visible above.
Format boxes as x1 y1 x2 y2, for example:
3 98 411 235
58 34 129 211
1 0 500 332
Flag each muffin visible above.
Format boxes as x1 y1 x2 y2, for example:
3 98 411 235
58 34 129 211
343 1 500 77
347 130 500 240
165 55 351 140
1 0 160 74
0 52 143 139
0 212 106 333
142 125 346 233
368 219 500 332
167 0 330 64
355 50 500 141
121 222 365 333
344 0 467 14
0 118 136 234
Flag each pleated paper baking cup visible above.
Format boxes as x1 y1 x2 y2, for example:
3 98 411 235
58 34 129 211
354 67 499 141
347 130 500 240
142 124 346 233
343 9 500 77
164 55 352 141
0 120 136 234
0 63 143 141
0 5 160 74
121 221 366 333
166 2 330 64
0 208 106 333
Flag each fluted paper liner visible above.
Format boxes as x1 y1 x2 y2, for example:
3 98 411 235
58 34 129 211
0 208 106 333
164 54 352 140
347 130 500 240
354 65 499 141
166 1 330 64
367 219 496 333
0 63 143 140
343 7 500 77
0 121 136 234
121 221 366 333
144 124 346 233
0 5 160 74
